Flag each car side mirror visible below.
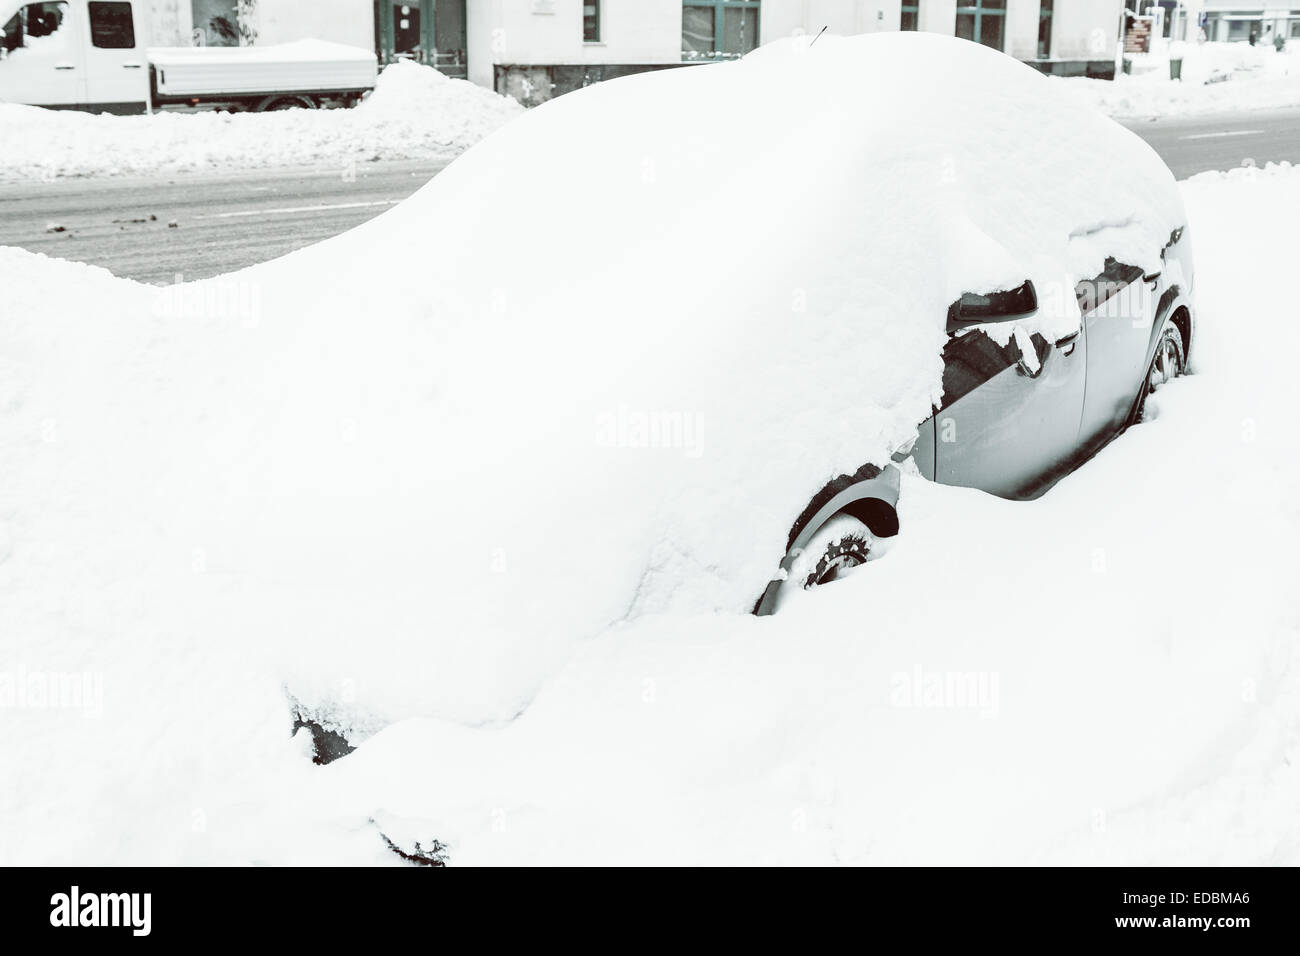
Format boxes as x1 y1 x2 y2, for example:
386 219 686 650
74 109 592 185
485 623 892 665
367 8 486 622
946 280 1037 334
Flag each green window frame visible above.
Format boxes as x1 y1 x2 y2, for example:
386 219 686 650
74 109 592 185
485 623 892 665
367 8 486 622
1038 0 1052 57
682 1 761 60
583 1 600 43
955 0 1006 51
901 3 919 32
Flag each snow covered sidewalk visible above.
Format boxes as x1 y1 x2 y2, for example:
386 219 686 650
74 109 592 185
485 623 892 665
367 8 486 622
0 60 522 184
1 162 1297 865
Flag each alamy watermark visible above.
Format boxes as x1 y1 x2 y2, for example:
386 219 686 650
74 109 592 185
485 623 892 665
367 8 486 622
890 665 1000 718
0 665 103 718
50 886 150 936
595 405 704 458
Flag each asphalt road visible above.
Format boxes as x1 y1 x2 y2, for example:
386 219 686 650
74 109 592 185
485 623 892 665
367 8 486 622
1 106 1298 283
0 159 450 284
1119 105 1300 180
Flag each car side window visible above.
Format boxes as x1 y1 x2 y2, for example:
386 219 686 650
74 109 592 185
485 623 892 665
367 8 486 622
942 331 1013 411
0 12 19 52
1075 258 1144 314
88 1 133 49
938 330 1031 411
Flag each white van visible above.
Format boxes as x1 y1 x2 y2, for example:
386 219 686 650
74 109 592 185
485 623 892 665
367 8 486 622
0 0 376 113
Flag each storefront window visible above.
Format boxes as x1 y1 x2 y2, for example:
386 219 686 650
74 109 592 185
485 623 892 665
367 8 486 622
683 1 760 60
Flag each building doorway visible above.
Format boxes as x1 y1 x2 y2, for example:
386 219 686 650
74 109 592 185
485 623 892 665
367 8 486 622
375 0 465 77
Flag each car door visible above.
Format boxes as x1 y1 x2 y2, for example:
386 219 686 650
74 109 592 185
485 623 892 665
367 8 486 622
81 0 146 111
1077 258 1158 447
0 1 82 107
931 300 1088 500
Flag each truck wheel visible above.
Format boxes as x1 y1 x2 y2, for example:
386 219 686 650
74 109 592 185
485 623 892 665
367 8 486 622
256 95 318 112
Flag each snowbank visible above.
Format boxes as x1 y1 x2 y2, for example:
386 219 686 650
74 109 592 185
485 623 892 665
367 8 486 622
4 163 1298 864
0 60 522 182
1059 41 1300 118
0 36 1296 864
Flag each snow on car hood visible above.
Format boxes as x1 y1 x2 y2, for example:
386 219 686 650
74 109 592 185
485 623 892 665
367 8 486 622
0 33 1185 729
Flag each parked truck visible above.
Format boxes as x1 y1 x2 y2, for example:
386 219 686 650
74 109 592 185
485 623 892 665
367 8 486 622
0 0 377 113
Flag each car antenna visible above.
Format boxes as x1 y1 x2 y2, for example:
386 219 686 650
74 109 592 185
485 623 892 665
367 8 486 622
809 25 828 47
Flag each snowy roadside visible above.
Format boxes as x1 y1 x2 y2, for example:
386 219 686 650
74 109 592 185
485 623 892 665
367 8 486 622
0 60 522 184
1058 40 1300 119
0 163 1296 865
3 41 1299 184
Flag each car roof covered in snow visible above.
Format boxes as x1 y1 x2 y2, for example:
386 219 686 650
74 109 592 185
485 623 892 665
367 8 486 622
225 33 1185 721
1 32 1187 729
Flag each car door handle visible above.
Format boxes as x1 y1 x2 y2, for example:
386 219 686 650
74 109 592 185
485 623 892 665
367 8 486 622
123 63 143 69
54 63 76 70
1054 331 1080 356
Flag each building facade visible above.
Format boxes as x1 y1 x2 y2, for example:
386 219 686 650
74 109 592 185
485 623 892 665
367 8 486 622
468 1 1127 103
146 0 1130 103
1196 2 1300 42
1128 2 1300 44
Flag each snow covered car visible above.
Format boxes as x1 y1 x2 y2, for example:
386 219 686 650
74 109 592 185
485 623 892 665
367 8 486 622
7 31 1189 733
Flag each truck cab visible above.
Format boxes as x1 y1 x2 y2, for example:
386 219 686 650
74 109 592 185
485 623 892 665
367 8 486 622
0 0 148 112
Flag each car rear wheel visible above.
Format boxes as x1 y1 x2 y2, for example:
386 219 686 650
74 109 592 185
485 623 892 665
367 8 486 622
784 514 874 597
1132 321 1185 424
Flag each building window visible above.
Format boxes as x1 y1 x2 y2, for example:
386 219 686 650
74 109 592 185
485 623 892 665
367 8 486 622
955 0 1006 51
191 0 240 47
583 1 600 42
901 3 919 31
683 1 760 60
1226 18 1255 42
1037 0 1052 57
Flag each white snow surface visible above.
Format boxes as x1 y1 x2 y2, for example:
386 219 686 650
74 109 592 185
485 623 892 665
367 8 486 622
1 36 1297 865
0 59 522 182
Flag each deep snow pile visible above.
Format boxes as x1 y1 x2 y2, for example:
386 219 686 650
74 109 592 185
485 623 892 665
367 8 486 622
1059 40 1300 118
1 35 1298 863
0 60 522 182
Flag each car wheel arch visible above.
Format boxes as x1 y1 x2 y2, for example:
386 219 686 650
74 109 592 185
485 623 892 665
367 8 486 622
752 463 901 616
1150 286 1193 364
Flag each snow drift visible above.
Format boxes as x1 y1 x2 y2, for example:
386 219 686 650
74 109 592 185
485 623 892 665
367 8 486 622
4 162 1297 865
